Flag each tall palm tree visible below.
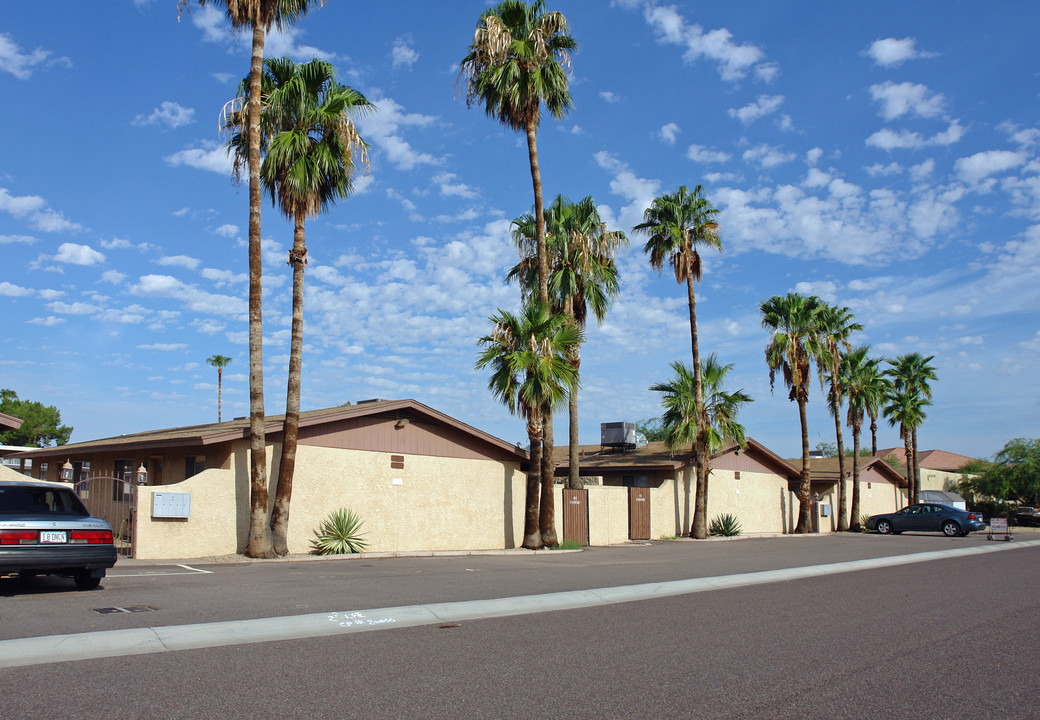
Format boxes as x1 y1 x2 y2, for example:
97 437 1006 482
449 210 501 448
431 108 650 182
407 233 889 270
476 302 581 549
199 0 322 558
886 353 937 503
841 346 885 531
459 0 576 308
509 195 626 491
206 354 233 422
634 185 722 538
818 304 862 531
884 387 931 504
761 293 827 534
651 354 752 537
230 57 372 556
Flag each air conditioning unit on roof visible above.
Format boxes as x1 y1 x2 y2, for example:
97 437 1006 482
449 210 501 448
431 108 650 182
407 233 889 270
601 422 637 452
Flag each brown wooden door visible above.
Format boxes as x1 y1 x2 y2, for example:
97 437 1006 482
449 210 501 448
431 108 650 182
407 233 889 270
628 486 651 540
563 488 589 546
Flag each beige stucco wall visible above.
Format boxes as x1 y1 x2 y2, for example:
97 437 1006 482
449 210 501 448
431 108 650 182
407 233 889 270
707 469 789 534
919 469 965 493
134 468 239 559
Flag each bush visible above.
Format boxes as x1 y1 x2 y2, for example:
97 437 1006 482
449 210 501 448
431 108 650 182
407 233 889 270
549 539 582 550
311 508 369 555
708 513 742 537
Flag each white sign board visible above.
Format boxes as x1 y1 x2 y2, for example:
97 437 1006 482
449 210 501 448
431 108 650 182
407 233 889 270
152 492 191 519
990 517 1009 534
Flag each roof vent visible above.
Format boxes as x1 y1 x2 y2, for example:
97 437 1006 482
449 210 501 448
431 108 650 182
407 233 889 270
356 398 389 405
601 422 637 453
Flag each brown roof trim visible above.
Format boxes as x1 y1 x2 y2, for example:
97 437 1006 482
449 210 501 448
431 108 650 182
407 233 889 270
0 411 23 431
10 399 527 462
786 455 908 488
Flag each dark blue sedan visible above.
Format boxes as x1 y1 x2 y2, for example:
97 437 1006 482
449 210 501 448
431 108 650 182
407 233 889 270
866 503 986 537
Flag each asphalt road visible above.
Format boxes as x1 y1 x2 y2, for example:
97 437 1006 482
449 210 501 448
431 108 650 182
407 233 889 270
2 534 1037 719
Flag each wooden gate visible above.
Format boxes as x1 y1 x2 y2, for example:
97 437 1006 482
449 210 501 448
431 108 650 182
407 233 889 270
562 488 589 546
75 475 135 558
628 486 651 540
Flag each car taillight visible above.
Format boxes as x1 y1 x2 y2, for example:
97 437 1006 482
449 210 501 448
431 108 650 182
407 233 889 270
70 530 114 545
968 512 980 521
0 530 37 545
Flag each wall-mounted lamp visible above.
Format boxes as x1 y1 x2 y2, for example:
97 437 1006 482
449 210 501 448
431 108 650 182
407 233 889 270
136 463 148 485
395 418 409 429
60 460 74 482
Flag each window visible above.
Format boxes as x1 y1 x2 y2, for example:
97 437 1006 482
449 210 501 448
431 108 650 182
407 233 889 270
113 459 134 501
185 456 206 479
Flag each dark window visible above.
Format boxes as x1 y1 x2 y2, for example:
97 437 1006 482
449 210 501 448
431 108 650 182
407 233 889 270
185 456 206 479
0 486 88 516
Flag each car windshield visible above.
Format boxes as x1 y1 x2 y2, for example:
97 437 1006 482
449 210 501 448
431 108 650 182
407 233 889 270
0 486 89 516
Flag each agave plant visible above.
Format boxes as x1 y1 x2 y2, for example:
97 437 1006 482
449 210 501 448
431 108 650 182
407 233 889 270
311 508 369 555
708 513 742 537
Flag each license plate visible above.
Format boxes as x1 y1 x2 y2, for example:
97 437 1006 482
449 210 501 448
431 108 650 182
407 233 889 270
39 531 67 544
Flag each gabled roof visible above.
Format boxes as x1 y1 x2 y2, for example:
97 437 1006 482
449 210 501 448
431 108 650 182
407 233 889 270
554 438 799 479
788 455 907 487
11 399 527 461
876 447 976 472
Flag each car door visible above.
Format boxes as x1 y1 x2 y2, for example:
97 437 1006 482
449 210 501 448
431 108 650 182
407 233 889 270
891 506 917 532
918 504 943 532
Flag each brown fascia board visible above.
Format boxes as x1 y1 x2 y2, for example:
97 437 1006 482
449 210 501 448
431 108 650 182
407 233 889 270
0 411 24 431
739 438 801 480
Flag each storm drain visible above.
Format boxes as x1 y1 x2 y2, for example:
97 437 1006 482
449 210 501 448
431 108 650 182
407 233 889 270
92 606 157 614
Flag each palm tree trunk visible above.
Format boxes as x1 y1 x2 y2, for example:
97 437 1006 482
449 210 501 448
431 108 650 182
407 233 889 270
849 424 862 531
525 125 549 306
911 427 920 504
833 390 848 531
795 395 812 533
869 411 878 456
523 412 543 550
271 214 306 556
566 296 581 490
245 22 274 559
903 430 913 505
686 274 707 539
217 367 223 423
539 411 557 546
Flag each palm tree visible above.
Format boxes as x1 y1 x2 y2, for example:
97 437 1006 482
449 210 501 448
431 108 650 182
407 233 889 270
651 354 752 537
886 353 937 503
634 185 722 538
841 346 885 531
206 354 233 422
818 304 862 531
476 302 581 549
199 0 322 559
761 293 827 534
230 57 372 556
884 387 931 503
509 195 626 491
459 0 576 307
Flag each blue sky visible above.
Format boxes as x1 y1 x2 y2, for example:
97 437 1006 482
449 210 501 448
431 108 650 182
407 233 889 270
1 1 1037 460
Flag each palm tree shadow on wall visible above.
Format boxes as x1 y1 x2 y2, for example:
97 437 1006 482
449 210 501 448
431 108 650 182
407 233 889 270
503 465 516 548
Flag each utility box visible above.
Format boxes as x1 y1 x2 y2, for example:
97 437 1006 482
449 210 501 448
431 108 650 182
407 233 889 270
152 492 192 519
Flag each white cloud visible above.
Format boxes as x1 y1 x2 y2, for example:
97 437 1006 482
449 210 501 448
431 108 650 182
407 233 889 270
742 144 795 169
201 268 247 286
434 172 478 199
600 91 622 103
870 82 945 120
0 188 82 232
658 123 680 145
130 274 245 319
687 144 730 164
0 282 32 297
133 101 195 128
793 280 838 302
955 150 1026 185
213 224 239 238
101 270 126 285
866 162 902 177
728 95 784 125
165 142 234 175
0 32 51 80
391 36 418 69
865 37 935 67
157 255 201 270
137 343 188 352
27 316 64 327
0 234 36 245
866 121 965 151
54 242 105 266
594 151 661 232
356 96 440 171
640 3 771 82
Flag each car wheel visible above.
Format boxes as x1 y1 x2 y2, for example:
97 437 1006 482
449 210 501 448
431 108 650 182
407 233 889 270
74 571 101 591
877 520 893 535
942 521 961 537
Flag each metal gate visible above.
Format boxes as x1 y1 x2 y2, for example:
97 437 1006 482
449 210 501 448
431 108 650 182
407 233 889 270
628 486 651 540
562 488 589 546
75 475 135 558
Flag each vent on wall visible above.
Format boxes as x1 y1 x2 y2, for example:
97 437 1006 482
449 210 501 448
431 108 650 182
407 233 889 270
391 455 405 470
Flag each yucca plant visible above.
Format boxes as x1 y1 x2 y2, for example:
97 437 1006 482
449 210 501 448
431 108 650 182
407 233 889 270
708 513 742 537
311 508 369 555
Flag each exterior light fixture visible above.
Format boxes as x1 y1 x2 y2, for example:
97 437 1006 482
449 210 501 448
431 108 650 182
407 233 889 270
60 460 74 482
395 418 409 429
136 463 148 485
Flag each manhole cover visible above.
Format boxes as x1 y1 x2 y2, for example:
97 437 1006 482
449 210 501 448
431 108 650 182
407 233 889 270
92 606 157 614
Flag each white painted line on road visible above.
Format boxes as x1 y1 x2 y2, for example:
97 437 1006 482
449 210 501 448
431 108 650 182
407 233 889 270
3 539 1038 669
177 564 214 574
107 564 214 578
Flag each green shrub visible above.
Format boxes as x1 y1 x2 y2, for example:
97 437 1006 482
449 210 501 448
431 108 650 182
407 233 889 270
549 539 582 550
708 513 742 537
858 514 873 532
311 508 369 555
